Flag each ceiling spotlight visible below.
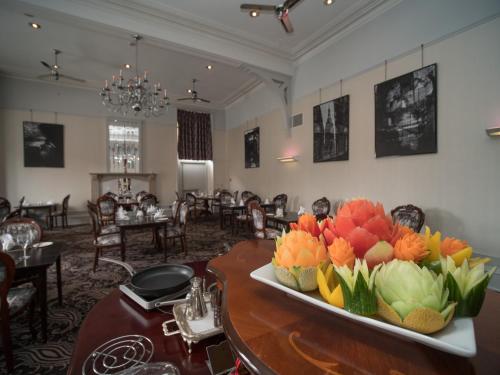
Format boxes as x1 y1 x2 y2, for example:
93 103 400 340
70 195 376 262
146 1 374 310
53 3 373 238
29 22 41 29
206 64 213 70
249 10 259 17
187 89 192 93
53 64 59 69
124 63 131 69
324 0 334 5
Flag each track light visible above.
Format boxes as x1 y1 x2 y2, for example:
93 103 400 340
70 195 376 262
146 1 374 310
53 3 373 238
324 0 334 5
249 10 260 17
29 22 41 29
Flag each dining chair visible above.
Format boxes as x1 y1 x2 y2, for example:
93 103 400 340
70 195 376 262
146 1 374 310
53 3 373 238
104 191 119 201
233 195 261 235
159 202 188 261
18 196 25 209
50 194 70 229
232 190 239 202
185 192 204 221
0 251 37 372
88 203 125 272
97 195 117 226
312 197 331 220
139 193 159 211
2 209 21 223
391 204 425 233
87 201 118 235
211 189 230 213
250 202 281 240
0 198 11 223
135 191 149 203
219 191 234 227
272 193 288 210
241 191 253 202
0 217 43 243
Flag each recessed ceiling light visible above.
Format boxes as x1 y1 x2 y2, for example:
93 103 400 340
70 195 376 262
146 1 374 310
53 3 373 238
249 10 259 17
324 0 334 5
29 22 41 29
124 63 131 69
187 89 192 93
206 64 213 70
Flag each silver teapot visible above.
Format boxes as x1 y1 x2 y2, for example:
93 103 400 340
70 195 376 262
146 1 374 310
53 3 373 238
184 277 207 320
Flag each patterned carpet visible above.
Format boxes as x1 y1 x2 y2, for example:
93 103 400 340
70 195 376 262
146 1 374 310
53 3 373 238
0 217 253 375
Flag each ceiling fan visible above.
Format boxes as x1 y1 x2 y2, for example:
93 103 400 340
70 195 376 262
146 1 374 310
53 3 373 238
38 49 86 83
177 79 210 103
241 0 303 33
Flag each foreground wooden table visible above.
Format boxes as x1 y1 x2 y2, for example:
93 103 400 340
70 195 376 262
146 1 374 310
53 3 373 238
208 240 500 375
68 261 223 375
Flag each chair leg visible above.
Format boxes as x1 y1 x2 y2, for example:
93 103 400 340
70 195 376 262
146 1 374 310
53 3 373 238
181 236 187 255
93 247 99 272
29 298 36 340
1 312 14 372
120 243 126 261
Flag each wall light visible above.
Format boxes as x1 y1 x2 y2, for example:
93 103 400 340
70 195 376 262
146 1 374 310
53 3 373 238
277 156 298 163
486 126 500 137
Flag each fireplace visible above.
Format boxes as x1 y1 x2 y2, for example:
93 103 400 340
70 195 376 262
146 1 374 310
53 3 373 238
90 173 156 201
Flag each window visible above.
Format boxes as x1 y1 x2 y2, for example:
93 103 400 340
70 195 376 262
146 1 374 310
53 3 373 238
107 118 142 173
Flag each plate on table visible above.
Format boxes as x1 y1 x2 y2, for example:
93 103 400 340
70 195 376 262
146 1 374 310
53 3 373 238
33 242 53 248
155 217 169 221
267 213 275 217
250 262 476 358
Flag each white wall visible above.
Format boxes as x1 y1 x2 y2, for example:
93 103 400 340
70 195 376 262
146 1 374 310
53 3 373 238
225 15 500 257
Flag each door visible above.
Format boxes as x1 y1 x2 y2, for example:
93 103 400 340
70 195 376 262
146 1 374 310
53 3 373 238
180 161 208 195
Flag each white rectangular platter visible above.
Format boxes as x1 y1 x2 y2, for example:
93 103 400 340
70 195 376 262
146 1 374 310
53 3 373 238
250 262 476 357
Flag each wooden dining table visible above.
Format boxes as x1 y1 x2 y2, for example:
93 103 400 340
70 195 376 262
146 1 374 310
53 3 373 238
219 202 276 229
12 241 65 342
207 240 500 375
67 261 225 375
266 211 299 229
18 202 58 229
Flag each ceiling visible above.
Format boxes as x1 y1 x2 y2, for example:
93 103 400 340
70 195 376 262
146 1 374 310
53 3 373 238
0 0 399 110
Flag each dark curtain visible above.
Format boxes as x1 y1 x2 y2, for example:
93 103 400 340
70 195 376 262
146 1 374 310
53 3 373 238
177 109 213 161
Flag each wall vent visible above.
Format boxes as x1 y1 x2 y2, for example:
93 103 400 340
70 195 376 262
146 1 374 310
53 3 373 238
291 113 303 127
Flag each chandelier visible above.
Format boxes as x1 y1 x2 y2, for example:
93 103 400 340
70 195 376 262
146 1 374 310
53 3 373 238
100 35 169 117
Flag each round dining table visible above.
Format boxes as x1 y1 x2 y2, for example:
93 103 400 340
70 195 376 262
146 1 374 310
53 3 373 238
67 261 225 375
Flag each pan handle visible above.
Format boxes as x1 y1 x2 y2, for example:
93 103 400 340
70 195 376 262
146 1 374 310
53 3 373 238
100 257 136 276
162 319 180 337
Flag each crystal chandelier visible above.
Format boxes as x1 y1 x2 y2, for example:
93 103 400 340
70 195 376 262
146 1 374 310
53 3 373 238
100 35 169 117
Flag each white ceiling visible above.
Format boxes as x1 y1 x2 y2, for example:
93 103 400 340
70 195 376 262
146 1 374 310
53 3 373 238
0 0 400 110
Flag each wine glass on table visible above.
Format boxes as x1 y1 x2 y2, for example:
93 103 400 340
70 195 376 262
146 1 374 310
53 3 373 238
19 227 32 261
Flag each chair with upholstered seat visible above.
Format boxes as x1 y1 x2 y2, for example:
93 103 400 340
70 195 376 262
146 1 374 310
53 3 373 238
0 198 11 223
233 195 261 234
97 195 117 226
104 191 119 201
211 189 230 213
0 217 43 243
185 192 204 221
159 202 189 261
88 203 125 271
240 191 253 202
312 197 331 220
88 201 118 235
218 191 234 228
272 193 288 210
139 193 159 211
135 191 148 203
250 202 281 240
0 250 37 372
391 204 425 233
49 194 70 229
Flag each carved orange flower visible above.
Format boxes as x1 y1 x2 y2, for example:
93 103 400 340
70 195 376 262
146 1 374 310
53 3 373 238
394 233 428 262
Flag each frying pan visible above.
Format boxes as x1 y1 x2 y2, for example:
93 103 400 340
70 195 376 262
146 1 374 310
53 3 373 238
100 257 194 299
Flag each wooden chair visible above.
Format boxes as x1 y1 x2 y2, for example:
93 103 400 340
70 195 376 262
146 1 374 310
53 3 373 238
249 202 280 240
0 198 11 223
49 194 70 229
104 191 119 201
391 204 425 233
185 192 204 221
0 217 43 243
312 197 331 220
139 193 159 211
18 196 25 209
159 202 188 261
2 209 21 224
219 191 234 228
272 193 288 209
241 191 253 202
135 191 148 203
232 190 239 202
97 195 117 226
0 251 37 372
211 189 230 213
88 203 125 272
87 201 118 235
233 195 261 234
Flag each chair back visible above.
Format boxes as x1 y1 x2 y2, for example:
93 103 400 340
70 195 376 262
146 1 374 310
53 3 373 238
219 191 233 205
0 217 43 243
312 197 331 220
136 191 148 202
87 202 101 240
245 195 261 206
2 209 21 223
233 190 239 202
249 202 267 239
139 194 158 211
62 194 70 214
178 202 189 233
0 198 11 222
175 191 181 200
241 191 253 202
391 204 425 232
273 194 288 209
104 191 118 201
97 195 117 225
18 196 25 208
185 193 196 207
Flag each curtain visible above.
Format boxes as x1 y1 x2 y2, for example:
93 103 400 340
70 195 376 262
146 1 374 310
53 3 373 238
177 109 213 161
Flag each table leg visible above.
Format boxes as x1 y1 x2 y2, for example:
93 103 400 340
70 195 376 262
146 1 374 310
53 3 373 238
56 256 63 306
120 228 126 261
220 206 223 229
163 224 168 262
39 269 48 343
50 207 53 230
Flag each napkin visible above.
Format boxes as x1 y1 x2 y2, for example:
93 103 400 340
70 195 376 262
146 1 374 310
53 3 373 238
136 210 144 219
0 233 14 251
230 198 236 205
239 199 244 206
264 198 270 204
297 206 306 216
47 201 53 204
276 208 284 218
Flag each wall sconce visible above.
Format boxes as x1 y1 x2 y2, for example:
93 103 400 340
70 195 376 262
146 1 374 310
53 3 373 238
277 156 298 163
486 126 500 137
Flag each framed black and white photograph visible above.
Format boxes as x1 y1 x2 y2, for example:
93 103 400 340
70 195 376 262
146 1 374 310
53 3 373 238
313 95 349 163
375 64 437 157
244 127 260 168
23 121 64 168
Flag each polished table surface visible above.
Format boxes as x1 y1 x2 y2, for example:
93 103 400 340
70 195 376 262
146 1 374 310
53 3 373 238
207 240 500 375
68 261 224 375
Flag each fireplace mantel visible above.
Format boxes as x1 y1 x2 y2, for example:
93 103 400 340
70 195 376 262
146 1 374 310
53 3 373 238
90 172 156 201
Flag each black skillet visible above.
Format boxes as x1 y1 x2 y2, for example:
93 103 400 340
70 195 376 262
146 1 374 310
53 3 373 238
100 257 194 299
